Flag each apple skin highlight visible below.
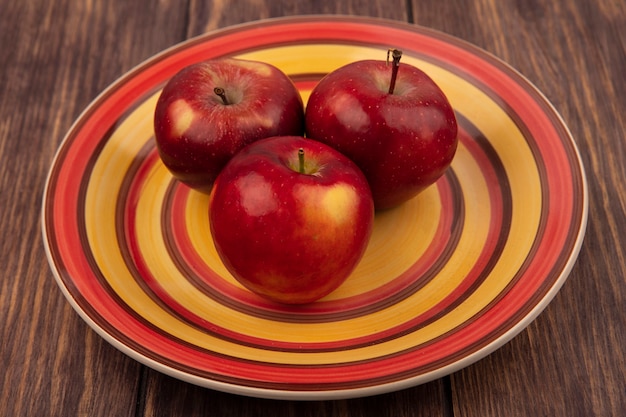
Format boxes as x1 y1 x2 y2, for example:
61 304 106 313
209 136 375 305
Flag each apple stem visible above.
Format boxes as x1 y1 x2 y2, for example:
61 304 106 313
387 48 402 94
214 87 229 105
298 148 305 174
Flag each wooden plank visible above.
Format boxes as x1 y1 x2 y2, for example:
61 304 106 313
0 1 189 415
186 0 409 34
407 0 626 415
142 369 448 417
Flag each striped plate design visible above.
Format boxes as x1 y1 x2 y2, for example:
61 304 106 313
41 16 588 400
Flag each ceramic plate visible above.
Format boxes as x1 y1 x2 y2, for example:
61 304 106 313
41 16 588 400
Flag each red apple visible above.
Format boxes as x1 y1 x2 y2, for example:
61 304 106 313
154 58 305 193
305 49 458 210
209 136 374 305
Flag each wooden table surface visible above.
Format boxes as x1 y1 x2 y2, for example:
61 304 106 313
1 0 624 416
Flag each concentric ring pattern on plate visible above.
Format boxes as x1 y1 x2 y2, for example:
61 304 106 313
41 16 587 399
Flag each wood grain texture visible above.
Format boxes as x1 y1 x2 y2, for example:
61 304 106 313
409 1 626 416
186 0 408 34
0 1 187 416
427 1 626 416
142 369 449 417
1 0 624 415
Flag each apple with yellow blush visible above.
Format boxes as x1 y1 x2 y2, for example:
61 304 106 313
208 136 374 304
154 58 304 193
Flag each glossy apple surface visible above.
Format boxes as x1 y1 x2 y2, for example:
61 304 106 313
209 136 374 304
305 52 458 210
154 58 304 193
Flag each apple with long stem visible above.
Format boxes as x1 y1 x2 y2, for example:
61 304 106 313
209 136 374 305
305 49 458 210
154 58 305 193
